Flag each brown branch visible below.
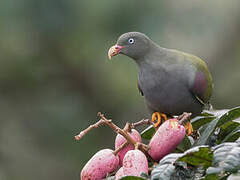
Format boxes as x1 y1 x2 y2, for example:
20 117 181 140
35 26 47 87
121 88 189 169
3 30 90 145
177 112 192 125
123 122 132 133
113 141 129 156
74 111 195 165
97 113 152 161
75 115 153 141
75 112 190 142
131 118 153 129
97 112 138 146
135 142 154 163
74 112 196 163
75 112 152 160
75 119 105 141
74 113 137 146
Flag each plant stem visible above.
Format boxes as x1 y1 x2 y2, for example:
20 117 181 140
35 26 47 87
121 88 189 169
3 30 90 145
97 112 137 145
75 119 105 141
131 118 153 129
113 142 129 156
178 112 192 125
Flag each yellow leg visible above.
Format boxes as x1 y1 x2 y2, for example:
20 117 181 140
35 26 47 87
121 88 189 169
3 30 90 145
184 122 193 136
161 113 167 122
151 112 168 128
152 112 161 128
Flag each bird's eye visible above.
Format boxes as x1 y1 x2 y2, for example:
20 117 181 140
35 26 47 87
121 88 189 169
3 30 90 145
128 38 135 44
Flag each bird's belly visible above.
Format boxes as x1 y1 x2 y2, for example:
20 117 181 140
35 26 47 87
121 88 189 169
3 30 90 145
142 80 202 116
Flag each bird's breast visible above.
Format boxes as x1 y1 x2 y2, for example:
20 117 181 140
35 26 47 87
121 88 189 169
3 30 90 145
138 67 202 115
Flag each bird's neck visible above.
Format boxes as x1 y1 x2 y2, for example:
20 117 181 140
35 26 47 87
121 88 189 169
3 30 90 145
135 43 168 70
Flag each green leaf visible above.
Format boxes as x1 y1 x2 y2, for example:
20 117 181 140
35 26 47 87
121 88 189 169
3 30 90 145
222 126 240 143
201 110 215 116
175 135 192 152
194 107 240 146
177 146 213 169
141 125 156 140
218 121 240 143
191 116 215 130
151 146 214 179
200 174 229 180
120 176 146 180
216 106 240 127
170 161 197 180
207 142 240 174
158 153 184 164
194 117 219 146
151 164 175 180
200 174 218 180
151 153 183 180
204 109 229 117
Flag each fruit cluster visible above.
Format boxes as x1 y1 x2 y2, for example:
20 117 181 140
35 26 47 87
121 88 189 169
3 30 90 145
80 118 186 180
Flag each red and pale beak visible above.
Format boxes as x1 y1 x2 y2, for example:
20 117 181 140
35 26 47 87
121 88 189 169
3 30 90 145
108 45 124 59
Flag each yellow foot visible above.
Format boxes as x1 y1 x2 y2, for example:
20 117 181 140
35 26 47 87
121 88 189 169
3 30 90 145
184 122 194 136
152 112 168 128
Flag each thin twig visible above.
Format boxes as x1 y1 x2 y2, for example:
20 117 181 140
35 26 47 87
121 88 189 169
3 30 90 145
97 113 150 155
113 141 129 156
178 112 192 125
131 118 153 129
97 112 137 146
75 119 105 141
135 142 155 163
75 112 178 163
74 111 194 165
123 122 132 133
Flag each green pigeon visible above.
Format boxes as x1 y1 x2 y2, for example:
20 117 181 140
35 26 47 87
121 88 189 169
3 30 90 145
108 32 213 129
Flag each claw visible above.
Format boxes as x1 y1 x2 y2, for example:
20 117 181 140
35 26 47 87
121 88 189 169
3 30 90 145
152 112 161 128
151 112 168 128
161 113 167 122
184 122 193 136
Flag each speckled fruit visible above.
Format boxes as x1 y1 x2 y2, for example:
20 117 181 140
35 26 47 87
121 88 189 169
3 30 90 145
81 149 119 180
115 167 125 180
148 119 186 161
122 149 148 176
115 129 142 166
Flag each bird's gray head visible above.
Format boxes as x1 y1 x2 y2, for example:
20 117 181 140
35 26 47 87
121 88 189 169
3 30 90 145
108 32 152 60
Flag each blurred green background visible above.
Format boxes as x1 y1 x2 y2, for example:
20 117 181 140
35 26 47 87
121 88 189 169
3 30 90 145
1 0 240 179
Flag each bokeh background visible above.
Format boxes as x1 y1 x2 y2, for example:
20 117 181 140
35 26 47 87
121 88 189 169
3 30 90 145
1 0 240 179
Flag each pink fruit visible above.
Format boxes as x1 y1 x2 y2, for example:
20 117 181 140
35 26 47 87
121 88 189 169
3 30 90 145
115 167 125 180
81 149 119 180
148 119 186 161
115 129 141 166
122 149 148 176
